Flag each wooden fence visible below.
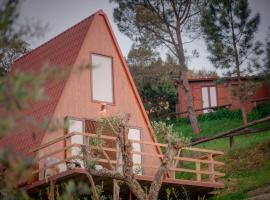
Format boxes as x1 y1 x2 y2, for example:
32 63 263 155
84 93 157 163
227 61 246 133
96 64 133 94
31 132 225 184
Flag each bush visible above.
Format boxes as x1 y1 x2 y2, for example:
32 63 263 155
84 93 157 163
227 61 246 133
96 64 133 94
167 108 242 125
248 101 270 121
198 108 241 122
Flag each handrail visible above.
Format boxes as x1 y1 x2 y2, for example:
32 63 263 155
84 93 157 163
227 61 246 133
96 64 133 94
32 132 225 183
32 154 225 177
36 144 224 166
32 132 224 155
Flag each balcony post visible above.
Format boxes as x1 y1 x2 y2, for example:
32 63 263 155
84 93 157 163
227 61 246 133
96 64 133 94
49 179 55 200
208 153 215 182
196 161 201 181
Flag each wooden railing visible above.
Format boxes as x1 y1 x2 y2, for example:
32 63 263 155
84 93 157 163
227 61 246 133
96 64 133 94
31 132 225 184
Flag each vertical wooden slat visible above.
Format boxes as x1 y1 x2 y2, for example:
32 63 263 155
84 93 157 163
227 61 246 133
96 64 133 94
208 153 215 182
128 190 132 200
49 179 55 200
196 161 201 181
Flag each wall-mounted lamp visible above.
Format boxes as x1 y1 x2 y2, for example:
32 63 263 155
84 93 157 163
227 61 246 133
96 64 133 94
99 103 107 117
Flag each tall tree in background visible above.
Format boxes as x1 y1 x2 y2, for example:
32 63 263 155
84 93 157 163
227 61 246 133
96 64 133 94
111 0 204 134
0 0 28 74
128 44 179 121
262 28 270 85
0 0 45 74
127 43 161 67
201 0 262 125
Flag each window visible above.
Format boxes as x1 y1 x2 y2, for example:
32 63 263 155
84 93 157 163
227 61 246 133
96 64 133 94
91 54 113 103
201 86 217 113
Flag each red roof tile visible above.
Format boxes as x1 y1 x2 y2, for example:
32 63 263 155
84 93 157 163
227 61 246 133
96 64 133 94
0 13 94 158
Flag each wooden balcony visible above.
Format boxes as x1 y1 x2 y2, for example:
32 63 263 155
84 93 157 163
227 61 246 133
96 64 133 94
26 132 225 198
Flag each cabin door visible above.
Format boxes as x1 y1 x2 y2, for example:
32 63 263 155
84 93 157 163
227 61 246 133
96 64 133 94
128 128 142 174
202 86 217 113
68 118 84 167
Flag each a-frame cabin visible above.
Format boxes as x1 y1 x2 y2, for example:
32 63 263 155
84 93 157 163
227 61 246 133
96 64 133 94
0 10 224 199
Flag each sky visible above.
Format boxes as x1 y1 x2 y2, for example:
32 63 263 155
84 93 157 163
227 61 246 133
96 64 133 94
18 0 270 73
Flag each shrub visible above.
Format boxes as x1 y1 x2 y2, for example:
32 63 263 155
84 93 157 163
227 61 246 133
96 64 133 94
248 101 270 121
198 108 241 122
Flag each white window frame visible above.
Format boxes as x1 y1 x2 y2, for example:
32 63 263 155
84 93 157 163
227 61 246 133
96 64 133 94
67 117 85 168
91 54 114 103
128 128 143 175
201 86 217 113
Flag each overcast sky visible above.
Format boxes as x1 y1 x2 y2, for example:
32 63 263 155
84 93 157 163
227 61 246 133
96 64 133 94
18 0 270 73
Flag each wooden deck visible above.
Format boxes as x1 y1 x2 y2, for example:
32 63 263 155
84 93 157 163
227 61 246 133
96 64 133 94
25 168 224 198
26 132 225 198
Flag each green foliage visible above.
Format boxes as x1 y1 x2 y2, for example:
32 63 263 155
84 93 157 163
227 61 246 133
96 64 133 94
248 101 270 121
93 182 111 200
164 187 182 200
127 43 160 67
210 140 270 200
198 108 242 122
152 121 190 146
0 0 27 73
56 181 90 200
201 0 262 75
128 45 179 121
111 0 202 54
171 112 270 199
0 0 46 73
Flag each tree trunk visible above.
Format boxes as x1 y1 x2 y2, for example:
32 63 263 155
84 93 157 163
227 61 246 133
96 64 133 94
229 0 248 127
181 70 201 134
148 137 180 200
86 173 100 200
175 27 200 134
113 180 120 200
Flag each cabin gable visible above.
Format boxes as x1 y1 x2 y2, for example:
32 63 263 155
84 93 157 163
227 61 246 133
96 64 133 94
39 12 160 177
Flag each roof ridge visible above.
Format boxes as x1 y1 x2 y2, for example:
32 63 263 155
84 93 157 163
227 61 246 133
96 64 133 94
15 12 95 64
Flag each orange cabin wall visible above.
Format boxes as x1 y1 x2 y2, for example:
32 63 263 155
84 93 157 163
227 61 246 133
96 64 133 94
38 13 160 178
177 79 270 116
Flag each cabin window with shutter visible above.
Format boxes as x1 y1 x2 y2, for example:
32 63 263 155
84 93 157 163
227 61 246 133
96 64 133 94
91 54 113 103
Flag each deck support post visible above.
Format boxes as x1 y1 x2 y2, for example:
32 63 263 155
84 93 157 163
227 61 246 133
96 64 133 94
196 161 201 181
208 153 215 182
229 136 234 148
49 179 55 200
128 190 132 200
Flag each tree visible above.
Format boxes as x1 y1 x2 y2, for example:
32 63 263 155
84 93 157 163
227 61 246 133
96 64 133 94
110 0 205 134
83 115 189 200
0 0 28 73
0 0 46 74
261 28 270 85
201 0 262 126
128 45 179 121
127 43 160 67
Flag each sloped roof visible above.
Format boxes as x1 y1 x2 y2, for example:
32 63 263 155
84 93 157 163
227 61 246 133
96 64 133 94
0 12 94 157
0 10 159 159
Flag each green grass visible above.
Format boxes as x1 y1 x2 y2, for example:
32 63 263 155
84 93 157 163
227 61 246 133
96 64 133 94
170 116 270 200
197 130 270 151
173 118 243 138
211 139 270 200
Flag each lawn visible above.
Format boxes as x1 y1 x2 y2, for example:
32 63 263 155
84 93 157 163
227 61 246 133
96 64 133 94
169 107 270 200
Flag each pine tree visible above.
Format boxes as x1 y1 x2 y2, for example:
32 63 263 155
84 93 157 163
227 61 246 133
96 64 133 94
110 0 206 133
201 0 262 125
0 0 28 74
